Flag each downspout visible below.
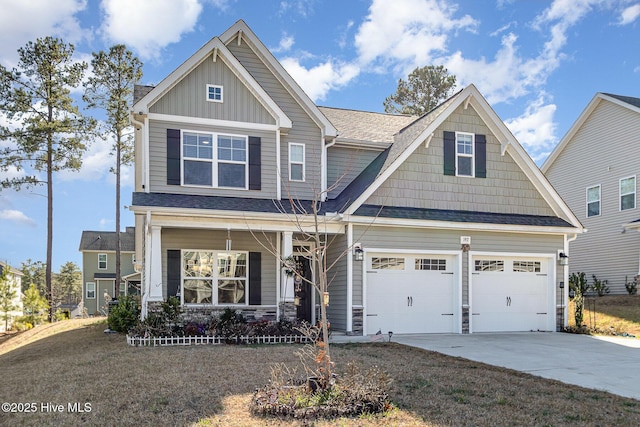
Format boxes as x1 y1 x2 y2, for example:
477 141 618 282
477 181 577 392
130 112 148 192
561 234 578 329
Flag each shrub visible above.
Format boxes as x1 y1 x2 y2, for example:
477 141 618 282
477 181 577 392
569 272 589 327
591 275 609 297
108 295 140 333
625 276 638 295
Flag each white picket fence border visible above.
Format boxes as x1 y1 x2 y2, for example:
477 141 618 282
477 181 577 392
126 334 311 347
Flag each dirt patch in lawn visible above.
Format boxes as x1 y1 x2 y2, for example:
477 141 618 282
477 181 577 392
1 319 639 426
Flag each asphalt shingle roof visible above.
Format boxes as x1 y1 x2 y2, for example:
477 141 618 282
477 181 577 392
603 93 640 109
79 228 136 252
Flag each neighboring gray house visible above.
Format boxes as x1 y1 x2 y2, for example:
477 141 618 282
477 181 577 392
130 20 583 335
0 261 23 332
542 93 640 294
79 227 140 316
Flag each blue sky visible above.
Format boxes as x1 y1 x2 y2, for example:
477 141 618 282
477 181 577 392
0 0 639 272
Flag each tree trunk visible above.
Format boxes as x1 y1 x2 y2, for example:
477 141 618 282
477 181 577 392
115 137 121 298
46 111 54 322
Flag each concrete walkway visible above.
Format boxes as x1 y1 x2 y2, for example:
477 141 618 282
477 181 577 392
332 332 640 400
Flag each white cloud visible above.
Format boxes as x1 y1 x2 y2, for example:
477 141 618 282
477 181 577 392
272 34 295 53
354 0 477 74
619 4 640 25
0 209 37 227
505 95 558 162
280 57 360 102
0 0 89 65
57 132 113 182
100 0 203 60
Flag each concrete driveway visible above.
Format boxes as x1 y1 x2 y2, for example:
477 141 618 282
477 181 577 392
331 332 640 400
389 332 640 401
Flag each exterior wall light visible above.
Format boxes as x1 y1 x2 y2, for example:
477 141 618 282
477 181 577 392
558 251 568 266
353 243 364 261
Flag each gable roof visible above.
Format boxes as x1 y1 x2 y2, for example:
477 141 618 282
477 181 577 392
219 20 337 139
79 228 135 252
542 92 640 173
340 84 583 230
132 33 292 130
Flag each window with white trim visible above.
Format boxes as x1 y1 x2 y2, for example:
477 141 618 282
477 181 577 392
182 250 247 305
98 254 107 270
586 185 600 217
86 282 96 299
620 176 636 211
456 132 474 177
182 131 247 189
206 84 223 102
289 143 305 181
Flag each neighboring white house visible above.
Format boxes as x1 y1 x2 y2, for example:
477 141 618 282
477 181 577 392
0 261 23 332
542 93 640 294
130 20 584 335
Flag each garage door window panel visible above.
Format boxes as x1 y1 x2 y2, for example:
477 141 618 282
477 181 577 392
416 258 447 271
513 261 541 273
372 257 405 270
475 260 504 272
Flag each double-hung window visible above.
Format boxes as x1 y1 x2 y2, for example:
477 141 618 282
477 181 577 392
98 254 107 270
586 185 601 217
620 176 636 211
456 132 474 177
182 131 247 189
289 143 305 181
182 250 247 305
86 282 96 299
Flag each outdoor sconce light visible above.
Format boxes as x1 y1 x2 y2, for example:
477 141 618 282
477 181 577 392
558 251 568 266
323 292 330 306
353 243 364 261
294 296 300 306
388 331 393 342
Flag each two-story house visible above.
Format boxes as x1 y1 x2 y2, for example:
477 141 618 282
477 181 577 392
543 93 640 293
79 227 140 315
130 20 583 335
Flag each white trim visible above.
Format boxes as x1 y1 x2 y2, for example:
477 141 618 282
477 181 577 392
468 251 556 334
542 93 640 173
133 37 292 129
147 112 279 132
342 85 582 232
619 175 636 211
276 130 281 200
206 84 223 103
346 223 353 333
288 142 305 182
219 20 336 137
586 184 601 217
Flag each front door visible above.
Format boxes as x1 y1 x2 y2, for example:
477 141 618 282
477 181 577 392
294 255 313 323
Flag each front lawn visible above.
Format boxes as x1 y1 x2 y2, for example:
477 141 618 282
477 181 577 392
568 294 640 336
1 318 639 426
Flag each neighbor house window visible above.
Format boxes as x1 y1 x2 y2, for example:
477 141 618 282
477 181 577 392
289 143 305 181
182 131 247 189
456 132 474 177
206 84 223 102
620 176 636 211
86 282 96 299
586 185 601 217
98 254 107 270
182 250 247 305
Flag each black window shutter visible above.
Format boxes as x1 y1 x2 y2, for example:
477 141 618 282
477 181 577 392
248 137 261 190
475 134 487 178
248 252 261 305
167 129 181 185
167 250 181 298
443 131 456 176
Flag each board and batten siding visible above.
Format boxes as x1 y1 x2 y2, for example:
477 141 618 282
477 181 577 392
327 147 381 199
227 37 323 201
353 226 565 307
160 228 277 305
366 105 555 217
149 53 275 125
325 233 348 331
545 100 640 293
147 120 277 198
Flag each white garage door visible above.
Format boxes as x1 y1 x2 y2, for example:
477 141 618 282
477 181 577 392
471 256 551 332
366 253 458 335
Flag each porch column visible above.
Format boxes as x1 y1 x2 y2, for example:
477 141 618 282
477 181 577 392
148 225 164 302
281 231 294 302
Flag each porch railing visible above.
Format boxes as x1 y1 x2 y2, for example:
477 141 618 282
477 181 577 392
126 334 311 347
